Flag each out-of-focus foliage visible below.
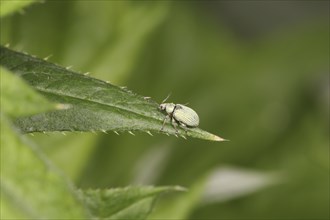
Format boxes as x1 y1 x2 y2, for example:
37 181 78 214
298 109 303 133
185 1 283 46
79 186 184 219
1 1 328 219
0 68 88 218
0 0 39 18
0 67 54 117
1 115 89 219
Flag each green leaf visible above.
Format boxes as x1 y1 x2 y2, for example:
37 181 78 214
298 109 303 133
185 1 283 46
0 67 55 117
0 0 39 17
79 186 184 219
148 178 207 220
0 115 89 219
0 46 225 141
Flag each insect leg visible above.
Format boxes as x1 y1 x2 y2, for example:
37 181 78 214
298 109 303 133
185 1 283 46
171 117 179 134
160 115 170 131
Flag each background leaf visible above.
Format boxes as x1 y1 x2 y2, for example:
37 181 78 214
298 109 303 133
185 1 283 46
79 186 184 219
0 115 89 219
0 0 39 18
0 67 55 117
148 178 206 220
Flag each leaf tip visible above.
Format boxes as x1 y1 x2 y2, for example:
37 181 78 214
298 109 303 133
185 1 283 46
212 134 228 142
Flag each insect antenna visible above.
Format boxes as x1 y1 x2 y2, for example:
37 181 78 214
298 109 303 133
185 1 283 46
162 92 172 103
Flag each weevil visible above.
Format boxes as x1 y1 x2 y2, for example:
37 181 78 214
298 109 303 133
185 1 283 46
159 102 200 133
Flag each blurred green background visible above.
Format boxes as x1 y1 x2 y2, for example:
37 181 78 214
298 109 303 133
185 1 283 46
1 1 329 219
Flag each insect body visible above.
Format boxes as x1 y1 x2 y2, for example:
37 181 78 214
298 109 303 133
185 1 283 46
159 103 200 133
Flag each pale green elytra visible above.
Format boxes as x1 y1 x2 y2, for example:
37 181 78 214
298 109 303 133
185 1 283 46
159 103 200 133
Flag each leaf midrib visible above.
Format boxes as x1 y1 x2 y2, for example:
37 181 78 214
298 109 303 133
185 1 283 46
37 86 161 121
16 70 163 123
